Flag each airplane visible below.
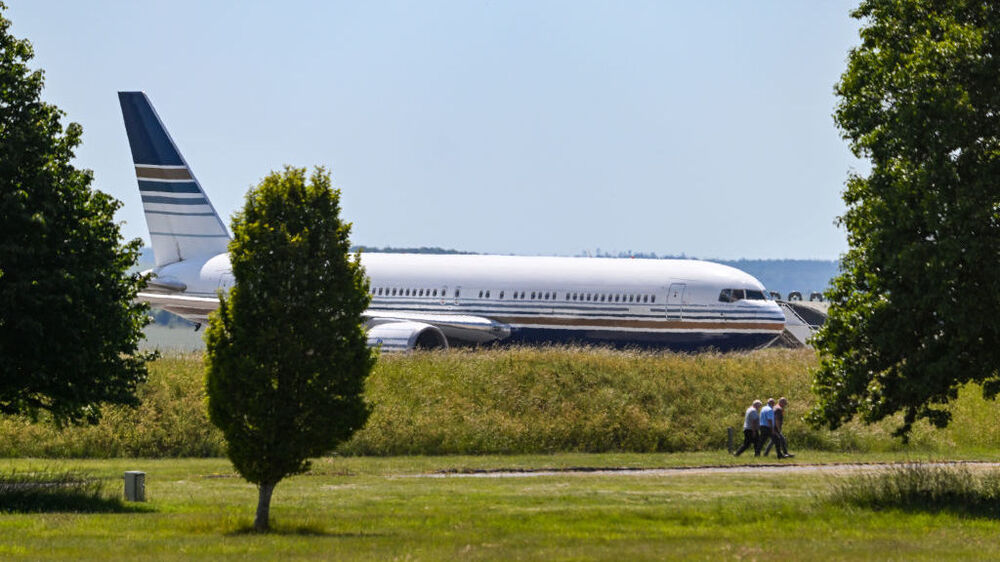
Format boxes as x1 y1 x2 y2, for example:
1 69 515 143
120 91 786 351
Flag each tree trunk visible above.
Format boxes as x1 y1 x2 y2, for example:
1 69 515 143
255 482 276 532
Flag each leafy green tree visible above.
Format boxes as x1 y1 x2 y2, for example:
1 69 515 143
0 2 152 424
809 1 1000 438
205 166 375 532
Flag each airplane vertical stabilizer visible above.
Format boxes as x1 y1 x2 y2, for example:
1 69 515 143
118 91 230 267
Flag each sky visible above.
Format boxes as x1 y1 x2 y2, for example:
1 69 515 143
8 1 863 260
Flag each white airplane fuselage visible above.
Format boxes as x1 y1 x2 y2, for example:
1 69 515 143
146 251 786 351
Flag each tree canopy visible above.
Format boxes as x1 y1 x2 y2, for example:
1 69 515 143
809 1 1000 438
205 166 374 532
0 2 152 424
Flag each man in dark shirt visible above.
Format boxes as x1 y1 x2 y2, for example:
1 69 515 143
765 397 794 458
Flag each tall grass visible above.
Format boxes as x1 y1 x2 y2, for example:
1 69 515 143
2 347 1000 457
345 347 817 454
0 354 224 457
828 465 1000 518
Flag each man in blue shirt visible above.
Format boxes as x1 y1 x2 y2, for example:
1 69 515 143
733 400 762 456
758 398 775 454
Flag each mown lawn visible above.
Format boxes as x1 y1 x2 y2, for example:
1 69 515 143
2 453 1000 560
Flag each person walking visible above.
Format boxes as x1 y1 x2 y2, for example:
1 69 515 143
765 397 794 458
758 398 775 455
733 400 762 456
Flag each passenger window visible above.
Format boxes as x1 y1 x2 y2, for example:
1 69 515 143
455 289 461 298
499 291 504 299
642 295 648 303
651 295 655 303
486 290 490 298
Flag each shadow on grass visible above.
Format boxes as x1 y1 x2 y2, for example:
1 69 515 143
227 523 387 537
0 491 152 514
828 464 1000 519
0 468 153 514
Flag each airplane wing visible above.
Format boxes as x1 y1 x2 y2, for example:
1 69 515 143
138 291 218 325
365 310 511 345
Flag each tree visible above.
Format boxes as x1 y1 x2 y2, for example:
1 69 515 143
809 1 1000 438
0 2 152 424
205 166 375 532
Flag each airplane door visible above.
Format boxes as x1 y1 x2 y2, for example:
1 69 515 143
666 283 686 320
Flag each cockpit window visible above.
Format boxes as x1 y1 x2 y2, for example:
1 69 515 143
720 288 759 302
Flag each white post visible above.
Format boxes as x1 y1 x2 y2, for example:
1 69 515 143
124 471 146 502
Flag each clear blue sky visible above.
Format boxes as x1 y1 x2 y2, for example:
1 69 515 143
9 1 862 259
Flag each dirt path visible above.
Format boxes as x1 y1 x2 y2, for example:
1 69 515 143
414 461 1000 479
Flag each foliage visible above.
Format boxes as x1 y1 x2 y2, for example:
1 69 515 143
0 3 152 425
810 1 1000 438
204 166 374 530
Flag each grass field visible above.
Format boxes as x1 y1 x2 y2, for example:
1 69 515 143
3 453 1000 560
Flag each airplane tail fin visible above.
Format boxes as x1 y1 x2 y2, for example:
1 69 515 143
118 91 230 267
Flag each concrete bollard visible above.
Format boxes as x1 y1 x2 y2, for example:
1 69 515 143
124 471 146 502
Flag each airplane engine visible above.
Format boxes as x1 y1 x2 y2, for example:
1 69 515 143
366 320 449 351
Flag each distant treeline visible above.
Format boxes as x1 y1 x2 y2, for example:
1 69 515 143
352 246 477 255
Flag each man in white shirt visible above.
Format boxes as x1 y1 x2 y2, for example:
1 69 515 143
733 400 762 456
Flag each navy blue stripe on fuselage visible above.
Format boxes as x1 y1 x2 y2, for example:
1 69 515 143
141 195 210 205
505 327 777 352
138 180 201 194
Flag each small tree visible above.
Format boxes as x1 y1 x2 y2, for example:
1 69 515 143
205 166 374 532
0 2 152 424
809 1 1000 437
